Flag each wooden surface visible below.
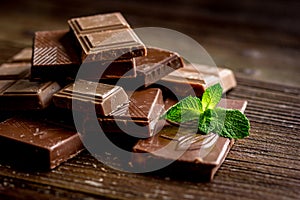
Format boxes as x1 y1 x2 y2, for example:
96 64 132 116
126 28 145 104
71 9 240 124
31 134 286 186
0 0 299 199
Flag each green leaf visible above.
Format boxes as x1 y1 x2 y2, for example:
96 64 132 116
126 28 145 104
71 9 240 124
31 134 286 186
213 108 250 139
201 83 223 111
162 96 202 123
198 109 216 134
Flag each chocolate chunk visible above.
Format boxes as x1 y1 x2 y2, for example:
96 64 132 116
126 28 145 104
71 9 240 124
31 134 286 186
158 63 237 97
0 62 31 80
97 88 165 137
53 79 129 116
0 80 61 110
132 99 247 181
9 47 32 63
31 30 81 80
102 47 184 88
68 12 130 34
0 114 84 170
68 13 146 62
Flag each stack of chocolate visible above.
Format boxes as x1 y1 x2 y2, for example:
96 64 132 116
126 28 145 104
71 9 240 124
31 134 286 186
0 12 244 180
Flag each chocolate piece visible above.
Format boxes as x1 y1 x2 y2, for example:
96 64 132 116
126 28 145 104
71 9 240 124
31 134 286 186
0 80 15 93
53 79 128 116
0 80 61 110
0 62 31 80
31 30 81 80
132 99 247 181
68 12 130 34
0 114 84 170
98 88 165 137
159 63 237 97
68 13 146 62
102 47 184 88
9 47 32 63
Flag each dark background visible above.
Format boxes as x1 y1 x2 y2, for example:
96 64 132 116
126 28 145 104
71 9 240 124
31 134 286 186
0 0 299 87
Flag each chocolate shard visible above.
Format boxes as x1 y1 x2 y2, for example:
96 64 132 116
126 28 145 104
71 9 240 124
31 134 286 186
132 98 247 181
0 80 61 110
31 29 81 80
0 62 31 80
97 88 165 137
101 47 184 88
0 113 84 170
68 12 146 62
158 63 237 97
9 47 32 63
53 79 129 116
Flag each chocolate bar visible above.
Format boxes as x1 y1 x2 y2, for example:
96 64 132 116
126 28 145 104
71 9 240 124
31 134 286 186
0 80 61 110
31 30 81 80
53 79 128 116
0 62 31 80
0 113 84 170
9 47 32 63
68 12 146 62
158 63 237 97
97 88 165 137
132 98 247 181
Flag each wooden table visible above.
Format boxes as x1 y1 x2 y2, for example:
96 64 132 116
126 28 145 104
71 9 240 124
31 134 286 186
0 0 299 199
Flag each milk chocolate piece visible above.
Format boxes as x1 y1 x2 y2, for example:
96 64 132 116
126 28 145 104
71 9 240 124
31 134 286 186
0 62 31 80
159 63 237 97
0 80 61 110
9 47 32 63
0 114 84 170
53 79 128 116
102 47 184 88
98 88 165 137
31 30 81 80
133 99 247 181
68 13 146 62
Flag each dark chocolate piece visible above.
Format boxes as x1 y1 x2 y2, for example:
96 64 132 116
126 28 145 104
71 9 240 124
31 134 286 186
0 114 84 170
68 13 146 62
53 79 129 116
132 99 247 181
9 47 32 63
159 63 237 97
101 47 184 88
68 12 130 34
0 62 31 80
98 88 165 137
0 80 61 110
31 30 81 80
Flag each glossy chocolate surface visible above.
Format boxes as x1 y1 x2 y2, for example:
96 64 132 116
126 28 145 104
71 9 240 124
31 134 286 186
53 79 129 116
133 98 247 181
0 113 83 170
0 62 31 80
159 63 237 97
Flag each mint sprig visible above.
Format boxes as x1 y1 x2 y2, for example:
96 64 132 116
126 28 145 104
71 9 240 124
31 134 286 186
162 83 250 139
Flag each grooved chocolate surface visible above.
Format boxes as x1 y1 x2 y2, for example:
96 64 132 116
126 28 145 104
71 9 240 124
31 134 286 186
53 80 129 116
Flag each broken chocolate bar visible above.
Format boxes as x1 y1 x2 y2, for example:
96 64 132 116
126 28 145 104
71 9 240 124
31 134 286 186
97 88 165 137
0 80 61 110
132 98 247 181
101 47 184 88
68 12 146 62
31 29 81 80
0 113 84 170
9 47 32 63
158 63 237 97
53 79 128 116
0 62 31 80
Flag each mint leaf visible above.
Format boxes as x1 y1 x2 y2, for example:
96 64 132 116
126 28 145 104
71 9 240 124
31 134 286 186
213 108 250 139
162 96 202 123
198 109 216 134
201 83 223 111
